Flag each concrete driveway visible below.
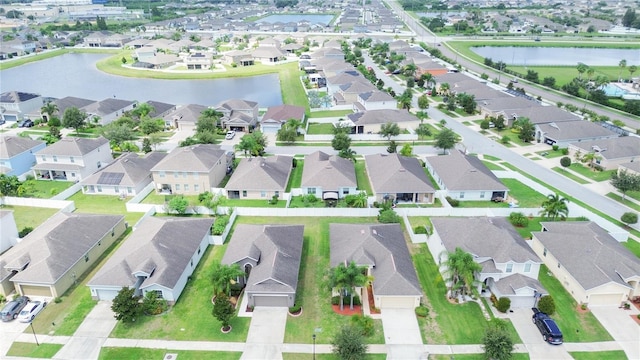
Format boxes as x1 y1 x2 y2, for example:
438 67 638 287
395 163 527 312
591 306 640 360
241 306 288 360
380 308 427 360
0 317 30 356
506 308 572 360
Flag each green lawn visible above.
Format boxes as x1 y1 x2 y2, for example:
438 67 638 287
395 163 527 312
407 217 433 232
354 160 373 195
538 265 612 342
606 193 640 212
26 180 73 198
428 354 529 360
307 122 336 134
0 205 59 231
67 192 143 225
6 342 63 358
110 244 251 341
99 348 242 360
568 163 616 182
512 217 544 240
536 149 565 159
456 200 509 208
283 354 386 360
482 161 505 170
222 198 287 208
289 196 340 208
235 216 385 345
552 167 591 184
501 178 548 208
307 110 354 118
482 155 501 161
569 350 628 360
623 239 640 258
287 160 304 191
140 192 200 205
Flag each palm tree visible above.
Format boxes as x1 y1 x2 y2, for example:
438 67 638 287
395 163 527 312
439 82 450 96
403 63 417 79
586 67 595 82
40 101 58 122
618 59 626 81
539 193 569 221
343 261 369 310
327 264 350 311
211 262 245 297
440 247 482 299
629 65 638 79
576 63 588 79
132 103 155 119
581 151 602 171
421 73 435 89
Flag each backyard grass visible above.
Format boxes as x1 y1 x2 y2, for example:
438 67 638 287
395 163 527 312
512 217 543 240
538 265 612 342
26 180 74 198
411 244 520 344
456 200 509 208
307 122 336 134
407 216 433 232
606 193 640 212
569 350 628 360
354 160 373 195
501 178 547 208
568 163 616 182
552 167 591 184
424 168 440 190
222 198 287 208
235 216 385 345
140 192 200 205
623 238 640 258
307 109 354 118
289 196 341 208
286 160 304 191
99 348 242 360
67 192 143 225
0 205 59 231
110 243 251 341
6 342 63 358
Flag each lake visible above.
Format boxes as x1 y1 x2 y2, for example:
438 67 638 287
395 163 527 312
0 53 283 107
470 46 640 66
257 14 333 25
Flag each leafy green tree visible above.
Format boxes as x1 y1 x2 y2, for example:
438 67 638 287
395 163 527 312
132 103 155 119
397 89 413 110
610 170 640 200
211 262 244 297
621 212 638 226
212 293 235 331
539 193 569 221
276 120 300 145
418 94 429 110
328 264 350 311
332 325 368 360
196 109 221 134
139 117 164 135
560 157 571 167
434 128 458 154
167 195 189 215
40 101 58 122
576 63 588 79
100 123 136 147
142 137 152 153
399 143 413 157
235 132 267 157
378 208 401 223
441 247 482 298
111 287 142 323
148 132 164 150
379 122 400 141
483 319 515 360
514 118 535 143
62 107 87 134
332 132 352 152
415 123 432 139
456 93 477 114
0 174 22 196
537 295 556 315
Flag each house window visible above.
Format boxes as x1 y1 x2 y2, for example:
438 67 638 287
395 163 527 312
275 191 280 197
543 248 547 257
174 172 179 178
194 184 199 192
53 155 58 162
242 190 247 197
97 185 102 192
505 263 513 273
71 172 76 177
159 171 166 178
197 247 201 255
114 186 119 193
524 263 531 272
193 172 199 179
191 259 194 267
460 192 465 199
127 187 132 193
261 191 266 197
480 191 485 199
41 155 46 161
85 254 89 262
175 184 180 191
184 184 189 191
97 162 101 169
151 290 163 299
70 156 75 163
307 187 316 195
343 188 350 195
183 172 187 178
98 240 102 246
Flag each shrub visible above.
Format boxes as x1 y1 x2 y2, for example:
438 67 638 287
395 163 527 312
332 295 360 306
18 227 34 238
560 156 571 167
445 196 459 207
350 314 375 337
496 297 511 313
537 295 555 315
0 294 5 303
480 120 490 130
378 209 401 223
50 188 59 196
331 296 341 305
509 212 528 227
54 297 63 304
501 135 510 144
48 118 61 127
561 148 569 155
269 194 279 205
212 215 229 235
489 293 498 307
415 305 429 317
552 144 559 151
303 194 319 204
414 226 428 235
142 291 168 315
621 212 638 226
289 304 302 314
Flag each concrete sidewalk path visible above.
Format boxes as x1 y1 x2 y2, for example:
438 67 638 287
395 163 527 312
53 301 116 360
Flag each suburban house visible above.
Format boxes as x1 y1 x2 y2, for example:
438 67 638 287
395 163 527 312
81 98 137 126
151 144 230 195
184 52 214 70
251 46 285 63
429 217 546 308
88 216 214 303
163 104 207 130
225 156 292 200
224 50 254 66
146 100 177 119
365 153 435 203
535 121 618 147
477 97 537 119
511 105 580 127
32 136 112 182
260 104 306 133
333 81 377 106
325 72 367 94
330 223 422 309
0 91 43 122
0 210 18 257
301 151 357 200
46 96 95 122
222 224 304 307
84 31 130 47
619 161 640 176
425 150 508 201
216 99 259 132
81 151 167 196
345 109 420 134
354 90 397 112
0 212 126 298
0 136 46 177
567 136 640 170
531 221 640 306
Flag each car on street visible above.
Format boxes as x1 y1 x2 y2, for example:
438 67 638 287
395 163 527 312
225 131 236 140
0 296 30 322
18 119 34 128
18 301 46 323
532 307 563 344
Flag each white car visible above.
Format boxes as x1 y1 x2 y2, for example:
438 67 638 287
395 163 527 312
225 131 236 140
18 301 46 323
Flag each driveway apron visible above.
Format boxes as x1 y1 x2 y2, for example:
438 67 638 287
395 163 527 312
590 306 640 360
381 308 427 359
506 308 572 360
241 306 288 360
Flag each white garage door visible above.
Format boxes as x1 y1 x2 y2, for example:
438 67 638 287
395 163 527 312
253 295 289 307
261 124 280 134
95 289 120 301
379 296 417 309
509 296 537 309
588 293 623 306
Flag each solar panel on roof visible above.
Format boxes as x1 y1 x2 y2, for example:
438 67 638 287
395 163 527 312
97 172 124 185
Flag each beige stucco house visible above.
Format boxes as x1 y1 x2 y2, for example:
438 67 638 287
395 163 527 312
225 156 292 200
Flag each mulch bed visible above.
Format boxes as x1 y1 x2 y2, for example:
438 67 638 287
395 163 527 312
332 304 362 316
576 305 590 314
366 285 380 314
631 314 640 326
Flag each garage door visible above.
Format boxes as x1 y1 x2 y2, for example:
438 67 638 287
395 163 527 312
509 296 537 309
95 289 120 301
588 293 623 306
20 285 53 297
253 295 288 307
261 124 280 134
378 296 417 309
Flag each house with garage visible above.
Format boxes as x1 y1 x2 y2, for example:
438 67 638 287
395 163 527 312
81 151 167 196
32 136 112 182
163 104 207 130
354 90 397 112
301 151 357 200
151 144 230 195
260 104 306 134
330 223 422 309
567 136 640 170
0 136 46 177
345 109 420 134
225 156 292 200
429 217 546 308
251 46 285 63
88 216 214 303
425 150 508 201
80 98 137 126
0 212 126 297
224 50 254 66
365 153 434 204
222 224 304 307
511 104 580 128
45 97 95 122
531 221 640 306
333 81 377 106
216 99 259 132
0 91 43 123
535 120 617 147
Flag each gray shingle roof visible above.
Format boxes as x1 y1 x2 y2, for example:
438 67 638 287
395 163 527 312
514 105 580 125
82 151 167 187
88 217 214 290
330 223 422 296
431 217 540 263
163 104 207 124
54 97 96 117
533 221 640 290
222 224 304 293
225 156 292 191
301 151 357 190
216 99 258 111
261 104 305 123
81 98 135 116
35 136 109 156
569 136 640 160
0 136 44 159
538 120 616 141
347 109 419 126
365 153 434 194
0 91 40 103
1 213 124 284
426 150 507 192
494 273 546 296
151 144 226 172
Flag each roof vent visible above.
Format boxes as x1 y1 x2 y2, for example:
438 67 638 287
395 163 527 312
372 229 377 235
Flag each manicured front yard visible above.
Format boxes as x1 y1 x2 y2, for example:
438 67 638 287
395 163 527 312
569 350 628 360
354 160 372 195
6 342 63 358
552 167 591 184
538 265 612 342
110 243 251 341
501 178 548 208
568 163 615 182
428 354 529 360
283 354 386 360
606 193 640 212
99 348 242 360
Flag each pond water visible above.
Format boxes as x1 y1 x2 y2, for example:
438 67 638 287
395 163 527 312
470 46 640 66
0 53 283 106
257 14 334 25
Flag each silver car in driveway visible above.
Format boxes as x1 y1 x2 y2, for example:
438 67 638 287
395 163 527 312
0 296 29 322
18 301 46 323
